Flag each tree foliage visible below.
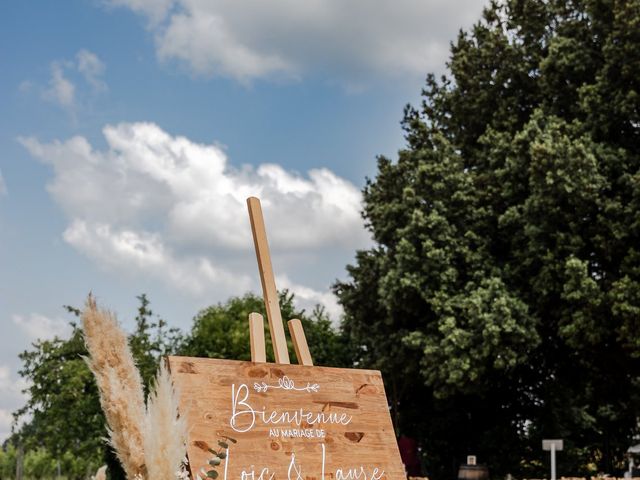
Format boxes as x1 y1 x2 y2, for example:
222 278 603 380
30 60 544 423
0 444 80 480
11 325 105 479
178 291 351 367
335 0 640 478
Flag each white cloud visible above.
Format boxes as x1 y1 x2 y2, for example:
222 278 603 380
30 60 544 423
277 274 342 322
43 62 76 108
157 11 295 81
20 122 368 316
0 409 12 439
76 49 107 91
19 122 366 251
108 0 174 24
18 80 34 93
0 365 28 443
63 220 251 296
12 313 72 341
40 50 107 111
0 413 18 444
0 366 26 395
107 0 485 84
0 168 7 196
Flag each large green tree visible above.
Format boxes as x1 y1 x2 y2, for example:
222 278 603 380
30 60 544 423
335 0 640 478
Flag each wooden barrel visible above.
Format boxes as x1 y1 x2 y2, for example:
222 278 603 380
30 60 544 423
457 464 489 480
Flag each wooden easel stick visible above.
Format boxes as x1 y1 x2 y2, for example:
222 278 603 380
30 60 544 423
249 313 266 363
288 319 313 366
247 197 290 364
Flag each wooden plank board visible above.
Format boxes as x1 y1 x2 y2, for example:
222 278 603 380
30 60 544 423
249 313 267 363
288 319 313 366
168 356 405 480
246 197 290 364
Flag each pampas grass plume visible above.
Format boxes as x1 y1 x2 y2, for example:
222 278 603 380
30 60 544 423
144 360 188 480
93 465 107 480
82 295 146 480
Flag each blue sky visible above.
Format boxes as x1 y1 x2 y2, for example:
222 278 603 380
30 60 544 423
0 0 485 440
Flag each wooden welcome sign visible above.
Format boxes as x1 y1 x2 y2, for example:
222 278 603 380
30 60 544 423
168 358 404 480
169 198 405 480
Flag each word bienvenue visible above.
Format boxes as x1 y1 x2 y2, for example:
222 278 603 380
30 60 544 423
230 383 353 433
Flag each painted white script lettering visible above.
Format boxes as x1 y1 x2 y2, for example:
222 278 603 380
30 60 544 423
230 384 256 433
223 444 385 480
335 466 385 480
287 453 304 480
230 384 352 433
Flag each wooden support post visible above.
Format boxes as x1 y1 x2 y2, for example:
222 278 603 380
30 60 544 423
246 197 290 364
288 319 313 366
249 313 266 363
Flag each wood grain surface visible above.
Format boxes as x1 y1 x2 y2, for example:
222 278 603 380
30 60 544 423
167 356 405 480
246 197 290 364
249 313 267 363
287 319 313 366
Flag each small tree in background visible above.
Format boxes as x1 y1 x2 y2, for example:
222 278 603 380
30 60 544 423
11 325 105 480
335 0 640 478
179 291 351 367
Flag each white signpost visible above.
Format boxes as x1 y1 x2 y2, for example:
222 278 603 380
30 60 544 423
542 439 564 480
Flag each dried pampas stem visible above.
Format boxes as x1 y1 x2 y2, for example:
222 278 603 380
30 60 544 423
144 360 188 480
82 294 146 479
93 465 107 480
